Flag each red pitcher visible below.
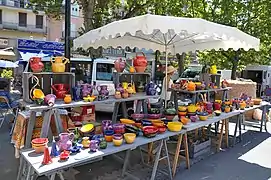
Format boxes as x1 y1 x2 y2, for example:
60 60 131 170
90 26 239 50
29 57 44 73
133 52 147 72
51 84 70 99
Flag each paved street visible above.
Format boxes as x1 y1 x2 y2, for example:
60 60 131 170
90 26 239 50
0 113 271 180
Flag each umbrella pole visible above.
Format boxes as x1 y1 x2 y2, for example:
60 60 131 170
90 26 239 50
165 45 168 109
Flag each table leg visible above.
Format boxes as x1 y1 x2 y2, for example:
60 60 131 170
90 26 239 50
183 133 190 169
217 120 225 152
172 134 183 177
147 142 154 163
163 140 173 180
260 105 266 132
150 140 163 180
121 149 131 177
112 102 120 124
233 115 239 146
225 119 229 148
57 171 65 180
17 156 25 180
25 111 37 148
49 173 56 180
53 109 64 134
40 110 53 138
25 165 32 180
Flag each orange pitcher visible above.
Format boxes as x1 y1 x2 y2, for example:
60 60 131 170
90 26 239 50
51 56 69 73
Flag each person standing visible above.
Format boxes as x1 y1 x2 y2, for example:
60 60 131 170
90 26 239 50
161 66 177 104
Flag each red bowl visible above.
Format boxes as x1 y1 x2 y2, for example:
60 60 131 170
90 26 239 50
142 126 158 134
157 126 167 134
31 138 48 144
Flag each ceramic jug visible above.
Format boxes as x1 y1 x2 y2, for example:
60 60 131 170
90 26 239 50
114 58 126 72
146 82 157 96
102 120 113 133
29 57 44 73
58 133 74 151
51 56 69 73
96 85 109 96
51 84 70 99
44 94 56 106
81 84 93 97
89 140 99 152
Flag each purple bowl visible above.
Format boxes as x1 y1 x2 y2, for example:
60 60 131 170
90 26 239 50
131 113 145 120
113 123 125 129
147 114 161 119
113 134 123 140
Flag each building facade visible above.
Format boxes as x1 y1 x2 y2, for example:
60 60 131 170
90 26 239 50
47 2 84 42
0 0 47 48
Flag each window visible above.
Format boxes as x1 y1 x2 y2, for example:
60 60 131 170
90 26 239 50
0 10 2 24
35 15 43 29
18 12 27 27
96 63 114 81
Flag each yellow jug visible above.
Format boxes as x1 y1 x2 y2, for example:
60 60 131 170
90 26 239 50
51 56 70 73
210 65 217 74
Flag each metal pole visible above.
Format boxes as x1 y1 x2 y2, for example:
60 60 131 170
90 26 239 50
64 0 71 71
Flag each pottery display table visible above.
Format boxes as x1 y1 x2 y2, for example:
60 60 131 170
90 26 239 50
17 130 186 180
23 93 159 148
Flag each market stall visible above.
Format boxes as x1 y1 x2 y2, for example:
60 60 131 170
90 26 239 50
14 14 265 180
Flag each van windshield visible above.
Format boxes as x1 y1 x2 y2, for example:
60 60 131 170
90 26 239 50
96 63 114 81
181 66 202 78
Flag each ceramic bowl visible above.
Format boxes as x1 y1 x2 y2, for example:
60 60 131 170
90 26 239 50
60 151 70 160
113 124 125 134
152 120 164 127
142 126 158 138
214 110 221 116
131 113 145 120
31 138 48 145
165 115 176 121
120 118 135 125
113 138 123 146
70 146 81 153
80 124 94 133
147 114 161 119
124 133 136 144
190 115 198 122
104 135 113 142
125 125 140 136
142 120 152 126
167 122 183 132
113 134 123 140
104 129 114 136
157 126 167 134
178 111 187 117
199 115 208 121
32 142 48 153
161 119 173 125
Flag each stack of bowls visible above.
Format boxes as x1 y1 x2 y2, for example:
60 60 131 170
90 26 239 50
142 126 158 138
112 134 123 146
31 138 48 153
80 124 95 138
113 123 125 134
178 106 187 118
104 130 114 142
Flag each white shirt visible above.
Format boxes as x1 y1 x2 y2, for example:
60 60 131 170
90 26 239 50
161 77 173 101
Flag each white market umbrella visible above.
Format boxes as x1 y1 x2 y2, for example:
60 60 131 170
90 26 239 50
0 60 18 68
74 14 260 105
0 49 16 61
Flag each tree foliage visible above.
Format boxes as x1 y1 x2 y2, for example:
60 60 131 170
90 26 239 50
28 0 271 77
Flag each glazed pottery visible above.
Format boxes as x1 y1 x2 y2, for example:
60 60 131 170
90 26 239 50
29 57 44 73
122 91 129 98
225 106 231 113
99 140 107 149
115 91 122 99
112 134 123 146
142 126 158 138
51 84 70 99
210 65 217 74
82 137 90 148
114 58 126 72
113 134 123 140
89 140 99 152
102 120 113 133
133 52 148 72
214 102 221 110
239 101 246 110
44 94 56 106
51 56 69 73
180 117 189 125
146 82 157 96
120 118 135 125
142 120 152 126
187 81 196 91
125 125 139 136
97 85 109 96
50 138 59 157
190 115 198 122
70 146 81 153
59 151 70 161
199 115 208 121
131 113 144 121
187 104 198 113
64 94 72 104
178 106 187 112
104 135 113 142
127 83 134 94
72 81 82 101
116 84 124 93
32 138 48 153
81 84 93 97
167 122 183 132
124 133 136 144
113 123 125 134
42 147 52 165
58 133 74 151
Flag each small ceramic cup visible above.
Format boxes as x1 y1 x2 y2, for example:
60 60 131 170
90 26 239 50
113 134 123 140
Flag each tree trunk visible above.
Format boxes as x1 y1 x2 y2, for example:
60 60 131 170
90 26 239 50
231 52 239 80
78 0 95 32
176 53 185 75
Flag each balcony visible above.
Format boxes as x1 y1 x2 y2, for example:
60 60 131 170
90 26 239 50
0 22 47 34
0 0 32 9
61 31 79 39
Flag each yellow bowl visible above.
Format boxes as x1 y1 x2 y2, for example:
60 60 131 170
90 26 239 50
120 118 135 125
124 133 136 144
178 106 187 112
167 122 183 132
80 124 94 133
199 115 208 121
113 138 123 146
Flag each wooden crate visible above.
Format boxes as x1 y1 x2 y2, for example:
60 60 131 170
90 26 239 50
22 72 75 103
